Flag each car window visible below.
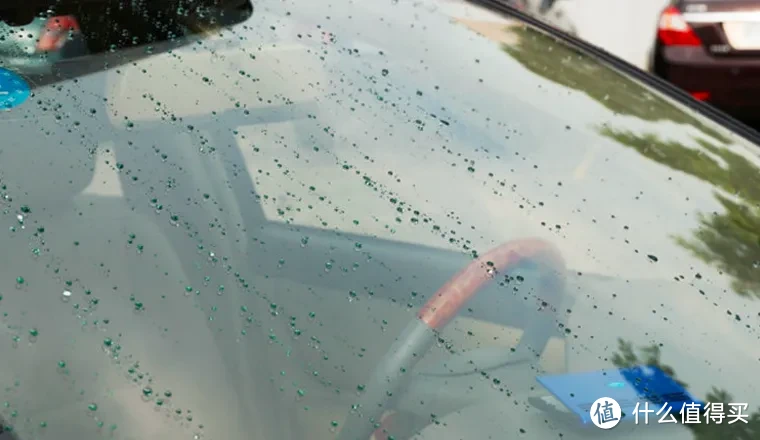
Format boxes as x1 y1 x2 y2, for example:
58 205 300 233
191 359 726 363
0 1 758 439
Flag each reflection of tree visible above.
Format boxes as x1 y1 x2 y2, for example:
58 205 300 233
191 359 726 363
677 195 760 298
500 26 731 144
612 339 760 439
600 127 760 299
499 22 760 297
500 19 760 437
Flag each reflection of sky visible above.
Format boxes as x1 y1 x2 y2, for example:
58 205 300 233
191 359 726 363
4 0 759 417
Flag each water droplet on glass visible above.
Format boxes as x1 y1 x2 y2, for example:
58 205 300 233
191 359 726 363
142 386 153 398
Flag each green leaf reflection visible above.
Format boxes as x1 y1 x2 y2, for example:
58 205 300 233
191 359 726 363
600 126 760 299
500 25 731 144
612 339 760 439
497 22 760 298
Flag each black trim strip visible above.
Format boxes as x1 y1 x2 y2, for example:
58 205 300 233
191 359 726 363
469 0 760 145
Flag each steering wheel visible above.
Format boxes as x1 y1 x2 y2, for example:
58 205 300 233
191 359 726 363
337 237 566 440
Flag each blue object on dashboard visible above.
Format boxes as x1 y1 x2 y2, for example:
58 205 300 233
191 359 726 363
536 365 704 425
0 68 30 110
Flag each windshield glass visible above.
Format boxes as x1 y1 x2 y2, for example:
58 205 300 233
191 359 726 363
0 1 758 439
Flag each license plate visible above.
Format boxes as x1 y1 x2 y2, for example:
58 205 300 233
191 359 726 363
723 21 760 50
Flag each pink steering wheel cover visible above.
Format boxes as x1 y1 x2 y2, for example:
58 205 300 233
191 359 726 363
417 237 565 329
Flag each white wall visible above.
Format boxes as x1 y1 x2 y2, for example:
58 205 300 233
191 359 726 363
531 0 671 70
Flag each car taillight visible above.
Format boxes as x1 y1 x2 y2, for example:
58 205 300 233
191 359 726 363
690 91 711 101
658 6 702 46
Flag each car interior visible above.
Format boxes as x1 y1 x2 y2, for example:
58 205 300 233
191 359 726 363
0 3 581 439
0 1 755 439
